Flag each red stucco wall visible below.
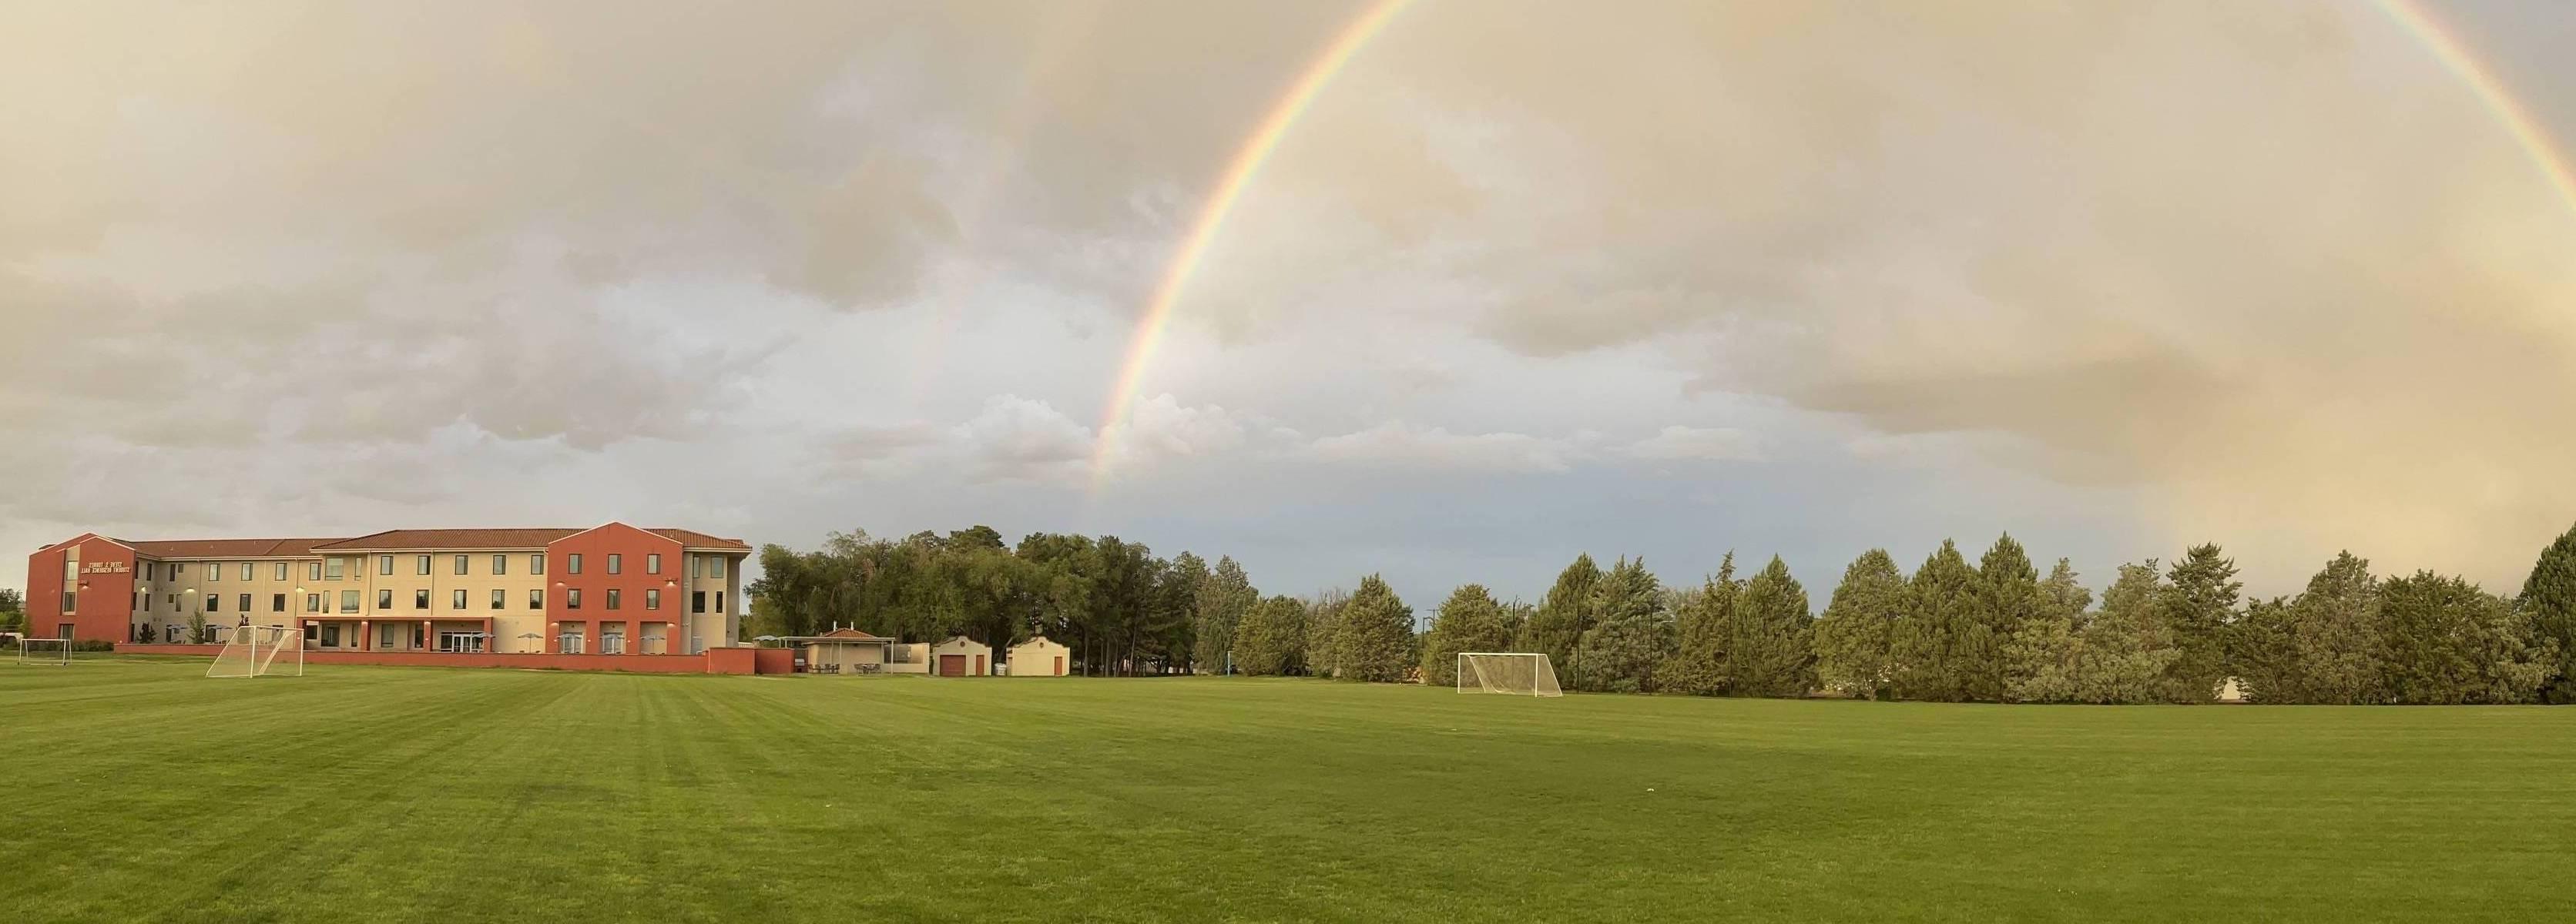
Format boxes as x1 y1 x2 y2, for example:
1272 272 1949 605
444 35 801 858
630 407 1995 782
27 536 138 643
542 524 687 653
115 644 767 674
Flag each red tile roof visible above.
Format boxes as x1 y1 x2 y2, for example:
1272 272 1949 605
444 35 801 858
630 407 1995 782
126 538 348 559
309 527 750 552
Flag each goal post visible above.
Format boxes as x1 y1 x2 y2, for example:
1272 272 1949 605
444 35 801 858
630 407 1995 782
17 638 71 666
1457 652 1563 697
209 625 304 678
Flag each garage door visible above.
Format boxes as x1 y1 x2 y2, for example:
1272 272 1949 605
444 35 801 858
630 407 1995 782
938 654 966 677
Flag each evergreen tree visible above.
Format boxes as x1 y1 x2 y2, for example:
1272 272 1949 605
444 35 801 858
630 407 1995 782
1812 550 1905 699
2380 571 2555 705
2159 544 2242 702
1193 556 1256 675
2286 552 2384 704
1420 584 1511 686
1974 534 2041 700
1728 555 1815 697
1521 554 1603 674
1655 554 1740 696
2075 561 2183 703
2004 559 2091 703
1333 575 1415 683
1230 594 1308 676
1893 540 1983 701
1574 557 1667 692
2521 523 2576 703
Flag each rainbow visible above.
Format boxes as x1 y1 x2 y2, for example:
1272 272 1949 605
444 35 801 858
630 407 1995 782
1088 0 1415 485
2375 0 2576 215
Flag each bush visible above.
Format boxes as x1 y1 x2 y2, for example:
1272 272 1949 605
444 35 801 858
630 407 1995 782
71 639 119 652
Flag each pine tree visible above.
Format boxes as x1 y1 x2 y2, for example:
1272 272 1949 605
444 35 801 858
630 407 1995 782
2076 561 2183 704
2292 552 2385 704
2380 571 2555 705
1420 584 1511 686
1813 550 1905 699
1574 557 1667 692
2226 596 2301 703
2521 523 2576 703
2004 559 2091 702
1973 534 2041 700
1521 554 1603 672
1655 554 1739 696
1333 576 1414 683
1728 555 1815 697
1230 594 1307 676
2159 544 2242 702
1893 540 1983 701
1193 556 1256 675
1303 589 1348 678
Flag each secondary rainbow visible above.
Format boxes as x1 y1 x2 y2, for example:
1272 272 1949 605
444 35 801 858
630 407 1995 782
1089 0 1415 486
2375 0 2576 217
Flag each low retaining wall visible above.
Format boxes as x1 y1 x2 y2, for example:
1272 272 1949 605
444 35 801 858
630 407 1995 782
115 644 787 675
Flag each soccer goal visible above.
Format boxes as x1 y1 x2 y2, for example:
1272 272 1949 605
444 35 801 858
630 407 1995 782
207 625 304 678
1457 652 1563 697
17 638 70 666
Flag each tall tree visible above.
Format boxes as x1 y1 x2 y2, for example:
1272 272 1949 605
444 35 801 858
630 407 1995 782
1420 584 1512 687
1974 534 2041 700
2004 559 2091 703
1333 575 1415 683
2159 544 2242 702
2380 571 2555 705
1813 550 1906 699
1727 555 1815 697
1193 556 1257 675
1303 588 1350 678
1893 540 1984 701
2075 561 2184 704
1521 554 1603 674
1655 554 1741 696
2521 523 2576 703
1574 557 1669 693
2280 552 2383 704
1232 594 1308 676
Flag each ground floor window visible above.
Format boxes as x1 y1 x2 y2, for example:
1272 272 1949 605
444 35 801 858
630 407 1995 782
688 636 704 655
601 631 626 655
438 631 486 654
320 625 340 647
165 624 180 643
558 631 585 654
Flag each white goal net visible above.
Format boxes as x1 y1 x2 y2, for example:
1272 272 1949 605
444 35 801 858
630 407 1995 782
1457 652 1563 697
208 625 304 678
17 638 70 666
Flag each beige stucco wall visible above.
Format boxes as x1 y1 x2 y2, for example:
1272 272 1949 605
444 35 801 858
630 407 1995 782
1007 638 1069 676
883 642 929 674
929 637 991 676
803 641 887 671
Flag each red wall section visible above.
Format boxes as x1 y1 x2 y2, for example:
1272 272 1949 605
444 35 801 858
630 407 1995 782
543 523 686 652
753 648 793 675
26 536 137 643
116 645 753 674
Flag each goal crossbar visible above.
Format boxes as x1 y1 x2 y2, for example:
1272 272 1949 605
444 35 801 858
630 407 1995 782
1456 651 1563 697
208 625 304 678
17 638 71 666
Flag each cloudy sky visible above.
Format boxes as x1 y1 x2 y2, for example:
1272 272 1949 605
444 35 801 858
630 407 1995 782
8 0 2576 606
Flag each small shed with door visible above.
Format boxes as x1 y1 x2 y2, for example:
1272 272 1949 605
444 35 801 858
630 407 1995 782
928 635 991 677
787 628 896 674
1008 635 1071 676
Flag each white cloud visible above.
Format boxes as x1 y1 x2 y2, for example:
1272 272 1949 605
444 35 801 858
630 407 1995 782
950 395 1094 484
1624 426 1759 463
1305 422 1577 474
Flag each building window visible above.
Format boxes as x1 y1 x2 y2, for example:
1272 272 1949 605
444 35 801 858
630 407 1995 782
416 555 431 576
529 589 544 610
379 555 394 576
493 554 508 575
414 589 430 610
270 594 286 613
490 590 505 610
688 636 704 655
566 589 582 610
531 554 545 576
61 591 75 613
567 554 583 574
236 593 251 614
558 631 584 654
713 591 724 614
710 557 725 579
340 590 360 613
646 589 660 611
166 624 181 643
606 554 622 575
321 624 340 647
208 564 220 582
206 594 220 613
273 562 288 581
451 589 467 610
377 589 393 610
691 555 703 579
454 554 469 576
601 631 625 655
647 554 660 574
326 558 344 580
306 593 322 613
307 562 322 581
605 589 622 611
240 562 253 581
691 591 706 614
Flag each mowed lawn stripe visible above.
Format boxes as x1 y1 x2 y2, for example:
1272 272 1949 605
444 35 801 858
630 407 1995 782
4 659 2573 922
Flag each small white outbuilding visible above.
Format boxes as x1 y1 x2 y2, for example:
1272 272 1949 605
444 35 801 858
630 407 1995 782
928 635 991 677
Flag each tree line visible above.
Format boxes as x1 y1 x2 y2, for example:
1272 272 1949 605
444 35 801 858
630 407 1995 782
746 522 2576 703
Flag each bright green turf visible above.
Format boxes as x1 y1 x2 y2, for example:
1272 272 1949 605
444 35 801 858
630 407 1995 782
4 657 2571 922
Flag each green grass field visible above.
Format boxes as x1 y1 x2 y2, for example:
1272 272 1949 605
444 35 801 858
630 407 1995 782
4 658 2571 922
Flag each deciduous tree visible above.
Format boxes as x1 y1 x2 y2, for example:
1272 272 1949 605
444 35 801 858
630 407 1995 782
2521 523 2576 703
